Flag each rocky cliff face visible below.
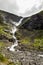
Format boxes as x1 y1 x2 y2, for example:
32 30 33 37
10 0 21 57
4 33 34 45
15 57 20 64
20 11 43 30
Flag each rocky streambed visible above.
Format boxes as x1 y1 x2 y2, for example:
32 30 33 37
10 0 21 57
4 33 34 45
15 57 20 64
0 46 43 65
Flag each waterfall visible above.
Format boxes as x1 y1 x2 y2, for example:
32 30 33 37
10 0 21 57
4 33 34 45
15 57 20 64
8 18 23 51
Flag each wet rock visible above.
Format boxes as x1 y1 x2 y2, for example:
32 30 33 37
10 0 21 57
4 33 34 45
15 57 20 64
9 38 15 43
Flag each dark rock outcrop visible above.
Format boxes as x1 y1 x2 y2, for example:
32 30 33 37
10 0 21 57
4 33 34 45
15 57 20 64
20 11 43 30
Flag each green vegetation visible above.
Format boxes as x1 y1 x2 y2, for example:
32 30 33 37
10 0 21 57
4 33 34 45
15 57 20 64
0 53 8 62
0 11 43 65
16 29 43 51
16 29 31 44
0 41 11 49
0 13 13 65
32 38 43 50
0 12 22 65
20 37 30 44
0 14 12 39
0 14 13 51
0 53 5 62
0 41 5 48
0 24 12 39
0 53 21 65
17 11 43 50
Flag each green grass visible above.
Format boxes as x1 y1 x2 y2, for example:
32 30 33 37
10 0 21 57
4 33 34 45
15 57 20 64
0 53 8 62
32 38 43 50
20 37 30 44
0 53 6 62
16 29 31 44
0 24 12 39
0 41 5 48
34 39 43 47
0 14 12 39
16 29 43 51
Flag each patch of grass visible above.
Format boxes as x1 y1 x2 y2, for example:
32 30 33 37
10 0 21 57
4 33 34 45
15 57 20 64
16 29 43 51
20 37 30 44
0 53 8 63
0 41 5 48
16 29 31 44
0 53 5 62
32 38 43 49
0 14 12 39
0 25 12 39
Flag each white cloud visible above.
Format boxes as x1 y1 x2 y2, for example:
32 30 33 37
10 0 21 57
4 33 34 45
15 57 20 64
17 0 36 13
0 0 43 17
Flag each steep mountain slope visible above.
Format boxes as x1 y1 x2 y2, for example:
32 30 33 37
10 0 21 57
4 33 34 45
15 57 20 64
16 11 43 51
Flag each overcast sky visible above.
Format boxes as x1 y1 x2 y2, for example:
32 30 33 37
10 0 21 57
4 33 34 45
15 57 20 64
0 0 43 17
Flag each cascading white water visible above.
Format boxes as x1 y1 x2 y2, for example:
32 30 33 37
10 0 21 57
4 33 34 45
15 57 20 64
9 18 23 51
38 54 43 57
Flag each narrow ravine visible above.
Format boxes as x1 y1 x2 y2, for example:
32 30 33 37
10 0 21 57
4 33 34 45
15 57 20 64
8 18 23 51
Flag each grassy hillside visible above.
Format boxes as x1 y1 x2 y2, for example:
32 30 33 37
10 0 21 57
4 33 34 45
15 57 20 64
0 11 22 65
16 11 43 51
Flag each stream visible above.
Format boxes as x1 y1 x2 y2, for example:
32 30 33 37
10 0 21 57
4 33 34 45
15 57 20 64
8 18 23 51
7 17 43 58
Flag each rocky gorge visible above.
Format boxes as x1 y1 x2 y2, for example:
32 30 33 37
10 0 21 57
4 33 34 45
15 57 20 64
0 10 43 65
